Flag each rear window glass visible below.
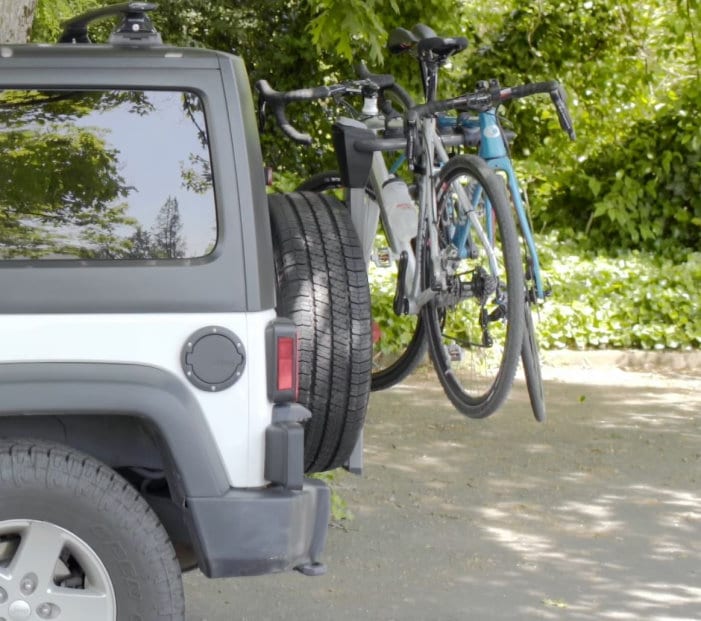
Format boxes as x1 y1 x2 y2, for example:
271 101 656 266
0 89 217 260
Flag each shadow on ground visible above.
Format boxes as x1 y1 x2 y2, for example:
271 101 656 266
186 357 701 621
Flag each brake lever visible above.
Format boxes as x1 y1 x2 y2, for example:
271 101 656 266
550 84 576 140
257 96 267 133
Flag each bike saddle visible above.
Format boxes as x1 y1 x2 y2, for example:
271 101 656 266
388 27 419 55
411 23 438 39
417 36 468 60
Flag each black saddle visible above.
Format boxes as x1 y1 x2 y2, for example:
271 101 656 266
388 25 467 61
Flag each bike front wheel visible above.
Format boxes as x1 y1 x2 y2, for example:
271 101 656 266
423 154 525 418
522 299 546 421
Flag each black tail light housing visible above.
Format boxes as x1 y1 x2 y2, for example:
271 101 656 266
266 318 299 403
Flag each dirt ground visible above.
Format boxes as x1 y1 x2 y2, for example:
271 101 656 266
185 351 701 620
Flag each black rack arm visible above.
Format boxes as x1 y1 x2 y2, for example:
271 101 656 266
58 2 161 45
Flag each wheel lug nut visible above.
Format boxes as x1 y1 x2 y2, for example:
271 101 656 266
20 573 37 595
37 603 60 619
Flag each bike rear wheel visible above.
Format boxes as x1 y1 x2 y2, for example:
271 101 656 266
424 154 524 418
298 171 427 391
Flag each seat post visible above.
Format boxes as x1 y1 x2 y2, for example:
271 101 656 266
419 58 441 103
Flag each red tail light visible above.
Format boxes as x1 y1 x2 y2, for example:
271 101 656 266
266 319 298 403
276 336 295 393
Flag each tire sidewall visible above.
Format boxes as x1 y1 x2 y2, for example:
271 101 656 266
0 445 183 621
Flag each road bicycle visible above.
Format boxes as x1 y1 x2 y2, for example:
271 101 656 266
395 24 575 422
435 80 575 421
291 25 575 421
257 66 527 419
390 25 575 421
296 36 477 395
365 24 575 421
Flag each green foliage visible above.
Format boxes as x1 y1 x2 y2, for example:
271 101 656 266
31 0 109 42
307 0 399 65
459 0 701 255
311 470 354 522
371 234 701 353
536 235 701 350
547 78 701 253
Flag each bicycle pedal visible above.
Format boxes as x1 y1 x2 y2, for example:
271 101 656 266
372 247 392 268
446 343 463 362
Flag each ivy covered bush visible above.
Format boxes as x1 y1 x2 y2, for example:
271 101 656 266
370 236 701 353
535 236 701 350
545 79 701 254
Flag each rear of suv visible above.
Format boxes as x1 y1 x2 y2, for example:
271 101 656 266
0 3 371 619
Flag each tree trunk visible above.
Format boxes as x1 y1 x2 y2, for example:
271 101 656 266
0 0 37 44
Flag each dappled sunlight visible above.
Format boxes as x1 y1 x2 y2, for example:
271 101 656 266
524 443 555 455
188 362 701 621
553 500 625 535
627 485 701 510
650 537 693 560
355 365 701 619
627 583 701 607
482 526 556 559
466 472 701 618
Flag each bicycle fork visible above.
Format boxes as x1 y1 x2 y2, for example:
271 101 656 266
477 110 546 301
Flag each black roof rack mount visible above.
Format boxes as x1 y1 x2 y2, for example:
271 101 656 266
58 2 162 46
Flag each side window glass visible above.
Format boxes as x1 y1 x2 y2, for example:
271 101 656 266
0 89 217 260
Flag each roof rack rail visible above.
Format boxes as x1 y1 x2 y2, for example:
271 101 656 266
58 2 162 46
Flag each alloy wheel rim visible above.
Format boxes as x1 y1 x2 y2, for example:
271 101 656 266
0 519 116 621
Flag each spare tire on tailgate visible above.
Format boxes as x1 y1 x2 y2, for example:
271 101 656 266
269 191 371 473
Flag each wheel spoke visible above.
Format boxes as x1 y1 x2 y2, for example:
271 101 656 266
48 587 114 620
425 155 524 418
8 521 65 590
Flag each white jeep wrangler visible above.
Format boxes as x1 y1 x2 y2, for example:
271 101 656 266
0 3 371 619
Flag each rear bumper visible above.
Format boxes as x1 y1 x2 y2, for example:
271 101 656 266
184 403 329 578
186 478 330 578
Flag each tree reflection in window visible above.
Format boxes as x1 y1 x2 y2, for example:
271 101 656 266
0 89 217 260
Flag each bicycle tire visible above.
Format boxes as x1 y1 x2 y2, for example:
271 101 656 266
298 171 427 391
423 154 524 418
522 300 546 421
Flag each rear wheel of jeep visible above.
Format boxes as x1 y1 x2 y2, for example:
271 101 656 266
0 440 184 621
269 191 372 473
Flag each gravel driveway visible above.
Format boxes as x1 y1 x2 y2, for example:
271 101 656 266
185 351 701 621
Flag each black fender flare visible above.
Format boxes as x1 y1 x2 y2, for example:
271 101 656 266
0 362 230 498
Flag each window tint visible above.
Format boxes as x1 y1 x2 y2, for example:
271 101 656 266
0 89 217 260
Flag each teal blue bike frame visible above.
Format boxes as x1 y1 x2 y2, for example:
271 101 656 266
387 107 545 301
477 110 544 300
434 110 545 301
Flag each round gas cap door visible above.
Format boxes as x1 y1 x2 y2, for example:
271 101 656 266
181 326 246 391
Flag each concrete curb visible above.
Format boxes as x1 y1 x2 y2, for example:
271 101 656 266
540 349 700 375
